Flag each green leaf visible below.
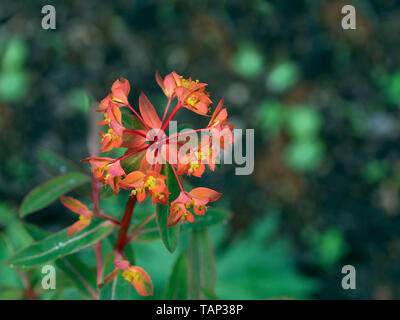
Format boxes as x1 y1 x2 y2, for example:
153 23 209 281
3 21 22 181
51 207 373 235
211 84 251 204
0 235 24 289
0 287 25 300
131 218 160 243
121 108 146 130
201 287 219 300
189 228 216 299
120 151 145 174
20 172 90 217
24 223 97 298
101 273 132 300
164 252 189 300
36 149 83 176
131 209 230 243
155 163 180 253
180 209 231 232
6 219 113 268
56 255 97 298
0 203 33 250
100 184 116 199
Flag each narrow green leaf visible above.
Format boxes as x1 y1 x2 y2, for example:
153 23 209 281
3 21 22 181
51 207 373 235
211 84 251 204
120 150 145 174
100 184 115 199
201 287 219 300
36 149 83 176
155 163 180 253
0 287 25 300
0 203 33 250
56 256 97 298
189 228 216 299
164 252 189 300
100 273 132 300
6 219 113 267
20 172 90 217
131 218 160 243
24 223 97 298
180 208 231 232
131 209 230 243
121 109 146 130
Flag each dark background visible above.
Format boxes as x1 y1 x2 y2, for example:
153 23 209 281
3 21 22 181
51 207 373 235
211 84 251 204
0 0 399 299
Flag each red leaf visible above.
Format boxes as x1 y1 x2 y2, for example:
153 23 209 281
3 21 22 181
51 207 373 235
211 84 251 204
139 93 162 129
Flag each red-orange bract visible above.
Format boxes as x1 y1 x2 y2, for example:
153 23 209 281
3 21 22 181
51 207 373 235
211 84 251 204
59 72 234 297
81 72 233 229
60 196 93 237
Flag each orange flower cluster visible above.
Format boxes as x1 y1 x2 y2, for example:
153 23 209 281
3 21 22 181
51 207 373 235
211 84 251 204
59 72 233 296
76 71 233 229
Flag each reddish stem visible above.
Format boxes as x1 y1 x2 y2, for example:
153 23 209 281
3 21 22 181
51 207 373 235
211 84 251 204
91 176 99 213
158 128 208 146
92 213 121 226
124 129 147 138
94 241 103 288
17 270 36 300
112 145 149 163
126 213 156 243
126 104 149 130
169 163 185 191
115 196 137 252
161 97 173 124
161 102 182 132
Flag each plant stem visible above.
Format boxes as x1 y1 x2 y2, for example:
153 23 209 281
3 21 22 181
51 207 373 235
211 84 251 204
157 128 208 146
17 270 36 300
91 176 99 213
161 97 173 123
92 213 121 226
126 213 156 243
169 163 185 191
161 102 182 132
126 104 149 130
92 175 103 296
115 195 137 252
112 145 149 163
124 129 147 138
94 241 103 288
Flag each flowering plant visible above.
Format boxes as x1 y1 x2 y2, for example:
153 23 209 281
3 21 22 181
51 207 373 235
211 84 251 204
5 72 233 299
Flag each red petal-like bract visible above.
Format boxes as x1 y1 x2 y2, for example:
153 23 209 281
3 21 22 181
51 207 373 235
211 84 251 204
139 93 162 129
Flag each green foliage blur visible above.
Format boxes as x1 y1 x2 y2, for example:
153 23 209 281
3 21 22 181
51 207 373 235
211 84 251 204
0 0 399 299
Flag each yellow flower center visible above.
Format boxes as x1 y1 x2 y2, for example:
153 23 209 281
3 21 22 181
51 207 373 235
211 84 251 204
104 115 111 124
185 199 195 209
122 270 138 282
79 215 90 222
154 192 164 200
111 96 124 103
189 161 200 173
130 187 143 196
186 94 198 107
180 77 199 89
195 151 206 161
102 129 118 140
144 176 156 190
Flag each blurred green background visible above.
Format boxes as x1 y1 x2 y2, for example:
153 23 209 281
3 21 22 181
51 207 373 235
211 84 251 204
0 0 399 299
